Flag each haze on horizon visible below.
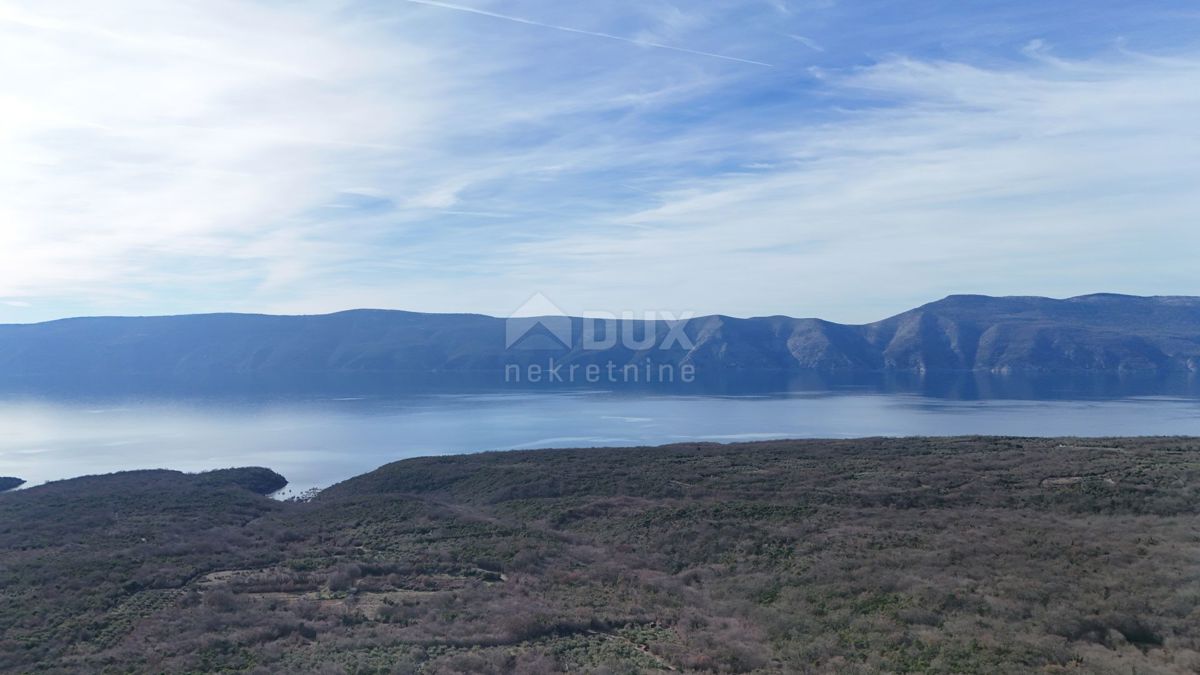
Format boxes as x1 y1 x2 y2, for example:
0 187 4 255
1 0 1198 325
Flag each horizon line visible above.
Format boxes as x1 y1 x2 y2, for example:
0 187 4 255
0 292 1181 327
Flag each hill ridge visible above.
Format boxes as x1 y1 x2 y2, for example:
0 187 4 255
0 294 1197 379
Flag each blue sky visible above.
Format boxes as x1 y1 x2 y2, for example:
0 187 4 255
1 0 1198 323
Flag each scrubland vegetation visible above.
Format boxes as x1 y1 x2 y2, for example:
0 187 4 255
2 437 1199 673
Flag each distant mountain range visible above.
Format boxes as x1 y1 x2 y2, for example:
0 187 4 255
0 295 1198 384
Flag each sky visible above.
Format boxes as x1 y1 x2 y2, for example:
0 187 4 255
1 0 1198 324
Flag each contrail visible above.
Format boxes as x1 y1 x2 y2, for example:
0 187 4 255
400 0 772 67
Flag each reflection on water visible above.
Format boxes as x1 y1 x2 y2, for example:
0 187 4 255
1 372 1199 493
2 369 1200 400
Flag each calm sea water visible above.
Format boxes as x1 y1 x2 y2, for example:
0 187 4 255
3 375 1200 494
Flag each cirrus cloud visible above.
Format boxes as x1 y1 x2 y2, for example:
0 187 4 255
0 0 1197 323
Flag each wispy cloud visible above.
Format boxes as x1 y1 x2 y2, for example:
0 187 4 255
0 0 1197 323
502 49 1200 320
786 34 824 52
397 0 773 67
